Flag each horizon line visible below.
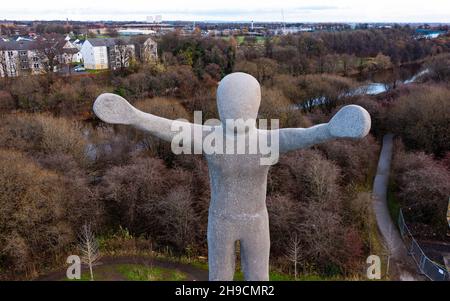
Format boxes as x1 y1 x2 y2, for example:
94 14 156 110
2 19 450 25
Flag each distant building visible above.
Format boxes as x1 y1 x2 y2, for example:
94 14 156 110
61 39 82 64
81 38 127 70
80 37 157 70
141 37 158 62
88 27 109 36
0 37 83 77
117 29 157 36
0 40 44 77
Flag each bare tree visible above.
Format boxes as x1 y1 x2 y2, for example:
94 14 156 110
131 35 148 64
0 50 9 78
62 48 78 76
285 232 301 279
35 34 64 74
0 49 18 78
114 38 134 72
78 223 101 281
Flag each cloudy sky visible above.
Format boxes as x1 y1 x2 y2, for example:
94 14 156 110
2 0 450 22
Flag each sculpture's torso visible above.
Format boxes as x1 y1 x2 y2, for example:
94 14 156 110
206 153 270 218
204 127 271 219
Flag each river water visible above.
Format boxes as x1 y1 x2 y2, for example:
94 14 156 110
351 63 428 96
297 64 429 110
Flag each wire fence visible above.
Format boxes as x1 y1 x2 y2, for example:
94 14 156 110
398 209 449 281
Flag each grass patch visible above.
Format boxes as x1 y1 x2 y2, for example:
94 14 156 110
116 264 187 281
66 264 187 281
86 69 107 74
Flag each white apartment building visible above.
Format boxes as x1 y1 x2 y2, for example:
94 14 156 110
80 37 158 70
80 38 115 70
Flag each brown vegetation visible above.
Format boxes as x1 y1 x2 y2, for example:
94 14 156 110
386 85 450 157
393 148 450 239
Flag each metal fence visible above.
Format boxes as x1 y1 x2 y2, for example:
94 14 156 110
398 209 449 281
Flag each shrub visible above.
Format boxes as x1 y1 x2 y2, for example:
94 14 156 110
393 150 450 238
282 150 342 204
134 97 190 120
386 85 450 157
99 156 199 252
37 153 104 229
258 88 311 128
131 97 190 166
0 150 72 276
274 74 357 113
318 134 379 184
0 113 88 165
424 53 450 83
0 90 15 112
267 194 300 256
9 76 46 111
89 125 135 167
296 200 346 275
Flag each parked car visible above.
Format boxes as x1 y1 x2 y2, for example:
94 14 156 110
73 65 86 72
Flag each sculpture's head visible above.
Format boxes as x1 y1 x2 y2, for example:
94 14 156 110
217 72 261 132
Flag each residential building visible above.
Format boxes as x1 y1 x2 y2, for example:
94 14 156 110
0 40 43 77
81 38 133 70
61 39 82 64
0 37 81 77
141 37 158 62
80 37 157 70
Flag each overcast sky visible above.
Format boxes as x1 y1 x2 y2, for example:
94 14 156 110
2 0 450 23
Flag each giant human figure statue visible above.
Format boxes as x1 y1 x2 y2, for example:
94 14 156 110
93 72 371 281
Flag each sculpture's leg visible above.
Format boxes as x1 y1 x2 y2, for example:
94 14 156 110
240 212 270 281
207 216 237 281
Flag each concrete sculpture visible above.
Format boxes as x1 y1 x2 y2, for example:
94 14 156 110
93 72 371 281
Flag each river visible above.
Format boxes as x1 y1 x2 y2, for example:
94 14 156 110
296 63 430 110
351 63 428 96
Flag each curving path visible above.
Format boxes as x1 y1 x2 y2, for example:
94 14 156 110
372 134 422 280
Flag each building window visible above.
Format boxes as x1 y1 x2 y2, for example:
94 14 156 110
20 51 27 56
8 51 13 57
32 57 39 62
33 63 39 69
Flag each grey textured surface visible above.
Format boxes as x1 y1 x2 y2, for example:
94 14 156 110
93 72 371 281
372 134 421 280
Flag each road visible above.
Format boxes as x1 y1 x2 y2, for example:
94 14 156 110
372 134 422 280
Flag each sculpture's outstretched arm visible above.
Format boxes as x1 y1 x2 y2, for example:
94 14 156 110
93 93 203 145
277 105 371 153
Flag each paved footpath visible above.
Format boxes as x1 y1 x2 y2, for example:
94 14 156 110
372 134 423 280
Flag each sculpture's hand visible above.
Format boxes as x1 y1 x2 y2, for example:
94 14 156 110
93 93 139 125
276 105 371 153
93 93 199 144
327 105 371 139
